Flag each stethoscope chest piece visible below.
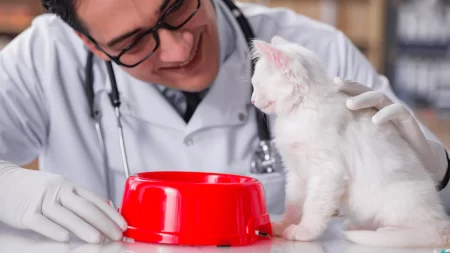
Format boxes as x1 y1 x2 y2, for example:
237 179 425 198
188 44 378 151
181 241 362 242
250 140 278 174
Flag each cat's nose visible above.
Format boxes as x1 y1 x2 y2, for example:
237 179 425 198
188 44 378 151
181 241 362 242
251 100 255 104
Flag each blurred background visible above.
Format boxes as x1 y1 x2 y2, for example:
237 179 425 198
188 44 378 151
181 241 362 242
0 0 449 170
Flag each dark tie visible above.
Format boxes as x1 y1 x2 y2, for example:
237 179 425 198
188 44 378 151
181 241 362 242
183 91 202 123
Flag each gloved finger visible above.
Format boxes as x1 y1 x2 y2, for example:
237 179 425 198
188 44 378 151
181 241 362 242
74 186 127 231
334 77 372 96
372 104 411 125
42 201 103 244
395 114 438 174
23 214 70 242
60 190 123 241
373 105 438 174
345 91 394 111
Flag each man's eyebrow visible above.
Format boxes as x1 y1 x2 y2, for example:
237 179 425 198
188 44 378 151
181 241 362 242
106 0 171 47
159 0 170 12
106 29 141 47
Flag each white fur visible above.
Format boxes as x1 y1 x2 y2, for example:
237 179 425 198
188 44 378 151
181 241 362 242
250 36 450 248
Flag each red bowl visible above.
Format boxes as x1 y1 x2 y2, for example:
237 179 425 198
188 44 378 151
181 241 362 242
118 171 272 246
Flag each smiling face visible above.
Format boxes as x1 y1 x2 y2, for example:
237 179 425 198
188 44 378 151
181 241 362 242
75 0 220 92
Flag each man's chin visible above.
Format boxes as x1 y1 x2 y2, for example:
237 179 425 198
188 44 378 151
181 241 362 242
131 57 219 92
163 68 219 92
173 80 213 92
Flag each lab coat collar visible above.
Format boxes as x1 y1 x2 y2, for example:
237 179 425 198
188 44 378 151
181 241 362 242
148 1 235 118
114 68 187 131
185 0 253 135
106 0 253 134
185 49 251 136
213 0 236 65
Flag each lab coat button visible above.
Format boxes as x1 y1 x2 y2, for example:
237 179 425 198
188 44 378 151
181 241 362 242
238 113 246 122
184 138 194 146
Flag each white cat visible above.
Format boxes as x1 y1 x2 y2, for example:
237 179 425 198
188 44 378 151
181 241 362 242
249 35 450 248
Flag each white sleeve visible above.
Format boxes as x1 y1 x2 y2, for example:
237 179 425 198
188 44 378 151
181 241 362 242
0 25 50 166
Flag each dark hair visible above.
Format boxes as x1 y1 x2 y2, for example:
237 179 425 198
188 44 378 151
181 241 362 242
41 0 88 34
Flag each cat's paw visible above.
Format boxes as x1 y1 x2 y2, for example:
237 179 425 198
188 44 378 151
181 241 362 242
282 224 322 241
271 222 289 237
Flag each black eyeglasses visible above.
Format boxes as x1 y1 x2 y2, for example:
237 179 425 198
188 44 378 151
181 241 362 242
88 0 201 68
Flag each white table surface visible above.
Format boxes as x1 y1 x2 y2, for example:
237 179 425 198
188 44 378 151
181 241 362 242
0 216 442 253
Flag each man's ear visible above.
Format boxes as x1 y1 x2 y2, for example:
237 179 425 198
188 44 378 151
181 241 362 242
251 39 289 70
75 31 111 62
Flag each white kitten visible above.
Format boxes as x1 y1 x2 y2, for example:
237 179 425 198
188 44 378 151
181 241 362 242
250 35 450 248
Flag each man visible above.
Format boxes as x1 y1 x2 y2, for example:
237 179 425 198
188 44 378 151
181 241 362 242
0 0 448 244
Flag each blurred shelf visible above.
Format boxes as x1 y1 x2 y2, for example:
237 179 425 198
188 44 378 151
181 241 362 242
238 0 388 73
416 108 450 149
264 0 323 20
384 0 450 111
0 1 42 41
0 25 31 34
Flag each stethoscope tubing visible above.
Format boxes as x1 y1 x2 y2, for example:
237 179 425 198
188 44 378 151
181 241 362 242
84 0 275 200
106 62 131 178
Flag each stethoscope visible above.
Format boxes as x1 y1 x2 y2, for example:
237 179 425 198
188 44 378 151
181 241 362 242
84 0 277 187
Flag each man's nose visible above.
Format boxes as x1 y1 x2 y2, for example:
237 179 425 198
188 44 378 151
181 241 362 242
157 29 194 63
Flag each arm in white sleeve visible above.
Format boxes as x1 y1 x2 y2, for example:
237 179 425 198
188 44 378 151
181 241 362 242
0 18 128 242
0 25 50 165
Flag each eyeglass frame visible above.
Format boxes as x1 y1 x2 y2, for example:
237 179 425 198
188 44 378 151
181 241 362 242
85 0 201 68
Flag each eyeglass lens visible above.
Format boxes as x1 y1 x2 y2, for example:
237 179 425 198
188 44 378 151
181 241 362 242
117 0 199 66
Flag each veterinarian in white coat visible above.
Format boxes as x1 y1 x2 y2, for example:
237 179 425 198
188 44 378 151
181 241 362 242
0 0 449 244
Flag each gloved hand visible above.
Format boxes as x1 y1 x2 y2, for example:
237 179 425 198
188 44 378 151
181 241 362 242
333 77 449 189
0 160 127 243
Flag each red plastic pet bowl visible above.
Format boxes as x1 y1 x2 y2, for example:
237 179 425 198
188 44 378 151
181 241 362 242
118 171 272 246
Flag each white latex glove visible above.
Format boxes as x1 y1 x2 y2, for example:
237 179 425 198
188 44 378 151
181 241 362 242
0 160 127 243
334 77 449 189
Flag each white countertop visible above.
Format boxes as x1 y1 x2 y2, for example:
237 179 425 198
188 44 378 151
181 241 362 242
0 217 443 253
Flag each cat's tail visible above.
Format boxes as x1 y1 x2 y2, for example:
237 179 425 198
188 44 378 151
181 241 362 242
343 222 450 248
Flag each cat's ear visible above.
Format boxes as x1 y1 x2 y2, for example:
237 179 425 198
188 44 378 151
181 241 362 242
252 39 289 70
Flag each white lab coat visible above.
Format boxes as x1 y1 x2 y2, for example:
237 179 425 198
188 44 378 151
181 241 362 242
0 0 449 215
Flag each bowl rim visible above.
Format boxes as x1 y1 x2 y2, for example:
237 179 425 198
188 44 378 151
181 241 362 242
129 171 261 186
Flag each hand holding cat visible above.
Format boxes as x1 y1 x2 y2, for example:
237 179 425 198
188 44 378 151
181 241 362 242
334 77 449 189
